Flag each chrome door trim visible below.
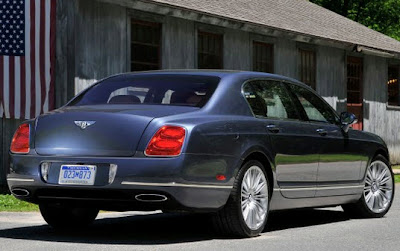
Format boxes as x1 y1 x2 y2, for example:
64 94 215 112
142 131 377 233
121 181 233 189
274 184 364 192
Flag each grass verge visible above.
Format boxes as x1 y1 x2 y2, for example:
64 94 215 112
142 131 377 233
0 194 38 212
395 175 400 183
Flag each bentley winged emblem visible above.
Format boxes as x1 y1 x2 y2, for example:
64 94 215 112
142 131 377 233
74 121 96 130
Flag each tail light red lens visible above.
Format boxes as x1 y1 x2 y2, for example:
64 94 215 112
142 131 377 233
10 123 30 154
145 126 186 156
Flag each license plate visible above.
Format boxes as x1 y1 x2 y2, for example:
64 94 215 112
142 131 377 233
58 165 96 185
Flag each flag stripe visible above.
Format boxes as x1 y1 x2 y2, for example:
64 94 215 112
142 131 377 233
25 0 31 120
3 57 10 118
0 57 3 118
30 0 36 119
34 0 41 117
49 0 56 110
9 57 15 119
43 0 51 113
20 57 26 119
14 57 20 119
39 0 46 115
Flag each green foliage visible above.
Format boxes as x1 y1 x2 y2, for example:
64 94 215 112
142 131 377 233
0 195 38 212
310 0 400 41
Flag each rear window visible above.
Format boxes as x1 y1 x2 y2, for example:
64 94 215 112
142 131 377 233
69 75 220 107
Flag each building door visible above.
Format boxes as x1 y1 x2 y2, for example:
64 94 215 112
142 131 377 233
347 57 363 130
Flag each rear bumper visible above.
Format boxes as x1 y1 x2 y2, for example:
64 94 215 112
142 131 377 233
7 153 237 211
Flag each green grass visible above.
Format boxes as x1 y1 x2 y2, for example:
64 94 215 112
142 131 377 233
0 194 38 212
395 175 400 183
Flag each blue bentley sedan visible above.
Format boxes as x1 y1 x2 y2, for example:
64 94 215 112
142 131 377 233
8 71 394 237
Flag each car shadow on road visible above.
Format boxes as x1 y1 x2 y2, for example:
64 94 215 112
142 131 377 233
0 208 351 244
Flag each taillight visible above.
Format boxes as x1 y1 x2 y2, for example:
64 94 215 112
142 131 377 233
10 123 30 154
145 126 186 156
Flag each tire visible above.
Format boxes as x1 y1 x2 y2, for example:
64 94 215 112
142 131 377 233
342 154 395 218
212 160 270 237
39 203 99 229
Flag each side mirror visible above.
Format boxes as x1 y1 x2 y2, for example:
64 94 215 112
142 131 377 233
340 112 357 133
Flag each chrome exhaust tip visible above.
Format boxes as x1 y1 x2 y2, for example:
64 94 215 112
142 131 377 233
135 194 168 202
11 188 30 197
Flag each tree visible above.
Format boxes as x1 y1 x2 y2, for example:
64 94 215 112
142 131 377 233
310 0 400 41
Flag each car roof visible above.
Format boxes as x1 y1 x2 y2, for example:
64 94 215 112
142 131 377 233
111 70 307 88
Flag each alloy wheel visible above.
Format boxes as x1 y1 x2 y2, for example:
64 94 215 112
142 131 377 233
364 160 394 213
241 165 269 230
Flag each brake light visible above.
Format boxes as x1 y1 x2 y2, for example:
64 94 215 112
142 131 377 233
10 123 30 154
145 126 186 156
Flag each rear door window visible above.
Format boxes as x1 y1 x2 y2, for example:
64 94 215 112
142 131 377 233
243 80 299 120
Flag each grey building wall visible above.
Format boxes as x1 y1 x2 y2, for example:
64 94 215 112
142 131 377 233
163 17 196 69
275 39 297 79
58 0 400 164
362 55 400 163
74 0 128 93
224 29 251 70
2 0 399 188
316 46 347 113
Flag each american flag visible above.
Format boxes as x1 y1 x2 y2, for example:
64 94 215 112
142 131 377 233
0 0 55 119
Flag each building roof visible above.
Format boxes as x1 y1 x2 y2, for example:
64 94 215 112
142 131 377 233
149 0 400 54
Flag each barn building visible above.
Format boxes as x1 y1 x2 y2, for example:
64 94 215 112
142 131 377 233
1 0 400 187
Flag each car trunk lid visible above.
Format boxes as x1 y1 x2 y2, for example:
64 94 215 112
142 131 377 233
34 105 197 156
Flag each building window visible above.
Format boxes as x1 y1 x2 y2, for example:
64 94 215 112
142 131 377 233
388 66 399 106
253 42 274 73
346 56 363 130
131 20 161 71
299 49 316 89
347 57 363 104
198 31 223 69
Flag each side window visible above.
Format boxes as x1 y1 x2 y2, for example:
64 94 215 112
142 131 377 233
288 84 338 124
243 80 299 120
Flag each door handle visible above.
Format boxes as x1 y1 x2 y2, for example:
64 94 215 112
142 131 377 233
266 124 280 133
316 128 327 136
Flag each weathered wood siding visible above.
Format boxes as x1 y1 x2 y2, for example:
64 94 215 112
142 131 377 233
55 0 77 107
362 56 400 162
385 106 400 164
3 0 397 188
224 29 251 70
163 17 195 69
316 46 347 112
74 0 128 94
2 0 400 188
68 0 400 163
275 39 297 79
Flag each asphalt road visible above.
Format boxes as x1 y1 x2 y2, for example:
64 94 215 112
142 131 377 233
0 186 399 251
